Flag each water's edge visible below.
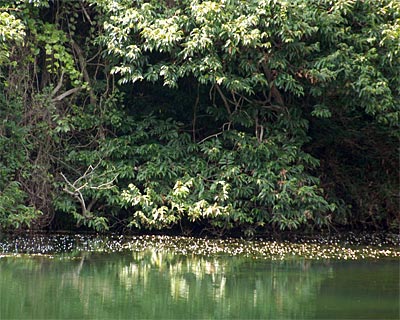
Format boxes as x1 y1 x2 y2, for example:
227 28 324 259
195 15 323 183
1 233 399 260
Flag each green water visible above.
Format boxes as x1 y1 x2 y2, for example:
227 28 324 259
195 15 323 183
0 249 398 319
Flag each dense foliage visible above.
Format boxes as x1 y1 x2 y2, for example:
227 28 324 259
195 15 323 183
0 0 398 234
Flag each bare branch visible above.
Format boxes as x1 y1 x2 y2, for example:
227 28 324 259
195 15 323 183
60 172 78 193
197 122 232 144
215 84 232 115
255 122 264 143
70 39 97 105
61 172 88 217
60 164 117 219
80 0 93 24
197 132 224 144
89 175 118 190
52 87 80 102
50 71 65 98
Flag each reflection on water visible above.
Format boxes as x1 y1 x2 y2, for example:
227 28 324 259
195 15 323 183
0 250 398 319
117 251 329 319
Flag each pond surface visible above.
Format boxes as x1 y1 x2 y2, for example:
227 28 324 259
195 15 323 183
0 234 399 319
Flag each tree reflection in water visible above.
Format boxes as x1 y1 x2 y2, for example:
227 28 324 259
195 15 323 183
1 248 398 319
119 250 329 318
0 249 337 319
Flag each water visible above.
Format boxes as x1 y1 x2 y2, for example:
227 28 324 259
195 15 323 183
0 249 398 319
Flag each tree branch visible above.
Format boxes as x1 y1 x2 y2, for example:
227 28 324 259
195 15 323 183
261 59 285 106
50 71 65 98
215 84 232 115
61 172 88 217
70 39 97 105
60 163 117 219
52 87 80 102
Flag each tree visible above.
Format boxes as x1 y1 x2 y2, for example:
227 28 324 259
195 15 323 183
95 0 339 232
0 0 398 233
95 0 399 232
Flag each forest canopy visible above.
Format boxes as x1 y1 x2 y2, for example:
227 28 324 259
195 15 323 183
0 0 398 235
